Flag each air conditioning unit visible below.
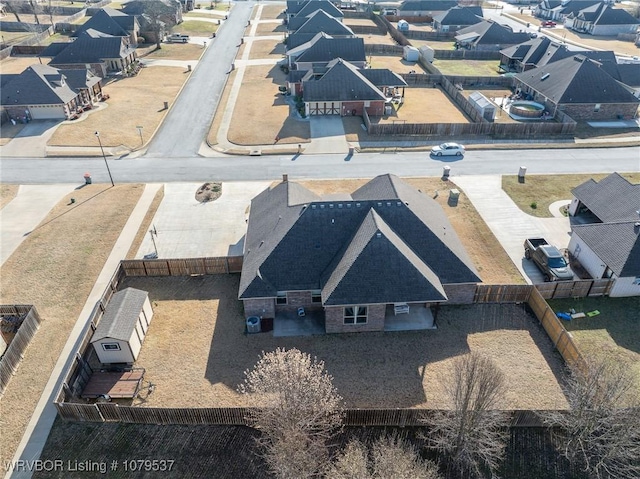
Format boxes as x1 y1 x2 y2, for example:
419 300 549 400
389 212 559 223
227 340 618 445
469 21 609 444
246 316 261 333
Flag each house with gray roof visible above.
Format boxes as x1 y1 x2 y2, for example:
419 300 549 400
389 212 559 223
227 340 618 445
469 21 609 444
286 33 365 70
432 6 483 33
91 287 154 364
44 29 137 78
565 3 640 36
567 173 640 297
286 0 343 26
286 10 355 49
534 0 603 21
398 0 458 18
0 64 102 121
293 58 406 116
514 54 640 119
73 7 140 46
455 20 531 51
239 174 481 334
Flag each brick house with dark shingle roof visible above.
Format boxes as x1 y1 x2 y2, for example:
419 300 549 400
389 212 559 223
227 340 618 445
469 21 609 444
286 33 365 70
73 7 140 46
514 54 640 119
239 174 481 333
287 0 343 27
566 3 640 36
286 10 355 49
567 173 640 297
455 20 531 51
432 6 483 33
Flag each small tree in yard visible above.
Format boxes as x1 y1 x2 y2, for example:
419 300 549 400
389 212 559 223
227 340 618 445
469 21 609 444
543 357 640 479
239 348 343 479
425 352 509 479
329 435 442 479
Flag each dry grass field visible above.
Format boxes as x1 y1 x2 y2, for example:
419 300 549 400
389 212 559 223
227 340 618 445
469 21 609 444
255 21 287 36
407 39 455 50
361 33 399 45
0 55 48 74
127 275 566 410
0 184 143 468
227 65 309 145
248 38 285 59
0 184 19 210
432 59 501 76
344 18 379 27
375 87 470 124
256 4 285 20
369 54 424 73
137 43 204 61
125 186 165 259
48 67 188 148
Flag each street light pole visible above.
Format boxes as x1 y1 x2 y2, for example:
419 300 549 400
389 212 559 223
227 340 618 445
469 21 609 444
94 131 114 187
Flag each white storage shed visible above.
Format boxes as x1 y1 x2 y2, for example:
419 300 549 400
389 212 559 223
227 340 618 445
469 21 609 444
91 288 154 365
418 45 435 63
403 46 419 62
397 19 410 32
469 91 496 121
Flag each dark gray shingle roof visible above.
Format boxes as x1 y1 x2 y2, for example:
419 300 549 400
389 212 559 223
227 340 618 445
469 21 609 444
295 35 365 64
457 20 530 46
51 30 134 65
572 222 640 277
91 288 148 342
288 9 353 35
303 58 387 102
572 173 640 223
433 6 483 26
584 4 640 25
1 64 80 106
399 0 457 12
73 7 133 38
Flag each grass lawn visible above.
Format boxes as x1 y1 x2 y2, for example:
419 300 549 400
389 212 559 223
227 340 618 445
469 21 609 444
48 67 189 148
127 274 564 410
185 10 226 18
0 184 144 469
171 20 219 36
374 87 469 124
369 54 424 73
546 296 640 384
432 59 501 76
137 43 204 61
502 173 640 218
0 184 19 210
256 4 285 20
227 64 309 145
248 38 285 59
255 21 287 36
0 56 48 74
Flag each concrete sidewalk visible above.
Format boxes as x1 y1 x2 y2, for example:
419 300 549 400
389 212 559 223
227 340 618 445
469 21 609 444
0 184 77 265
452 175 572 284
6 183 162 479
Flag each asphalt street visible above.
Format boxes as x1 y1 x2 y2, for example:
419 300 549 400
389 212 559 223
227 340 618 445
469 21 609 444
0 147 638 184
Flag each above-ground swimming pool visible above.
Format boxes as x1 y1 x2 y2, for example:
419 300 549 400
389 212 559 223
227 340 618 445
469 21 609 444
509 101 545 118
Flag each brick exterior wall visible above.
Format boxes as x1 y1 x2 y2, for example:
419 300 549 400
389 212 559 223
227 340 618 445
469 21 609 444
275 291 323 313
342 101 385 117
325 304 386 333
243 298 275 319
443 283 477 304
559 103 639 121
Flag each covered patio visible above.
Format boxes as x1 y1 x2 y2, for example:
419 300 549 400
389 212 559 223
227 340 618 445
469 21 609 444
384 304 436 331
273 309 325 337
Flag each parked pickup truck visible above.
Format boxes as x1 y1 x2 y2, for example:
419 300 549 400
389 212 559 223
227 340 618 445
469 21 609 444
165 33 189 43
523 238 573 282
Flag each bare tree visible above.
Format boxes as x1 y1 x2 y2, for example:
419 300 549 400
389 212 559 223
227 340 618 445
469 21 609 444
28 0 41 25
544 357 640 479
425 353 509 479
328 435 442 479
4 2 23 23
239 348 343 479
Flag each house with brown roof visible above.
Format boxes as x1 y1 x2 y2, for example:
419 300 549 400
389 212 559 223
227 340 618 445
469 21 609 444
568 173 640 297
239 174 481 334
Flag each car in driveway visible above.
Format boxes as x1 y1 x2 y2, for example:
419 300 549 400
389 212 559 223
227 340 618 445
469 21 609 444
431 143 465 157
540 20 556 27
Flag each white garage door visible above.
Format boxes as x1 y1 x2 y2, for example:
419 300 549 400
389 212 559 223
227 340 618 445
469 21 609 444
308 102 340 115
29 105 66 120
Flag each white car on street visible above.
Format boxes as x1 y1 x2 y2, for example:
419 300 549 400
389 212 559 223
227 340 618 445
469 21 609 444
431 143 465 157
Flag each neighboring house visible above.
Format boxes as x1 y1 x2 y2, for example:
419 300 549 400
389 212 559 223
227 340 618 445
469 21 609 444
42 29 137 78
534 0 603 21
0 64 103 120
286 10 355 49
121 0 183 26
73 7 140 46
293 58 407 116
239 174 481 334
286 0 343 27
90 288 154 365
499 36 617 72
565 3 640 36
455 20 531 51
397 0 458 18
432 6 483 33
514 54 640 119
286 33 365 70
567 173 640 297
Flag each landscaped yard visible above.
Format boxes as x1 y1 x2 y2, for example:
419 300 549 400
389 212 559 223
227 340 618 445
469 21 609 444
0 184 144 469
48 66 189 148
374 87 470 124
502 173 640 218
227 64 309 145
126 275 565 410
432 59 501 76
546 296 640 384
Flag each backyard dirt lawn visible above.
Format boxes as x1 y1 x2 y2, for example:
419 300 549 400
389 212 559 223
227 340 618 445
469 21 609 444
0 184 143 468
369 54 424 73
361 33 399 46
227 65 310 145
297 178 524 285
0 184 19 210
502 172 640 218
374 87 470 124
0 55 49 74
248 38 285 60
48 67 189 148
344 18 379 27
126 275 566 410
256 21 287 35
433 59 501 76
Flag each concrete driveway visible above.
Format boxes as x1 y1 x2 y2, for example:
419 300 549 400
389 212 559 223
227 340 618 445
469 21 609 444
135 181 270 259
0 120 61 157
304 116 350 154
453 175 572 284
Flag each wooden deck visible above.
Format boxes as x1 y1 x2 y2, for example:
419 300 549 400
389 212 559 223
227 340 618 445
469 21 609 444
81 369 145 399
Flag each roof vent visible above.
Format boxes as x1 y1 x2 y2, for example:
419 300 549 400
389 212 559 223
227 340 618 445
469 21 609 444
329 203 334 208
376 232 382 238
541 73 550 81
338 204 343 208
311 204 317 209
356 202 361 207
320 204 325 208
346 203 352 208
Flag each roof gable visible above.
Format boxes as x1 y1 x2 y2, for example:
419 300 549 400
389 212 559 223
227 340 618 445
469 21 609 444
91 288 148 342
302 58 387 102
291 9 352 35
295 0 342 19
399 0 457 12
73 8 131 37
572 173 640 222
592 5 640 25
51 31 132 65
296 36 365 64
0 64 79 106
572 222 640 277
434 6 483 25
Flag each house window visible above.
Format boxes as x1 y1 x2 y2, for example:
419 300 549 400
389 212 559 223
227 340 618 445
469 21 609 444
102 343 121 351
594 103 601 112
344 306 368 324
276 292 287 305
311 291 322 303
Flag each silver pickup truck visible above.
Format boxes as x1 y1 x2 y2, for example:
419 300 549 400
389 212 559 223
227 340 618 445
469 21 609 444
523 238 573 282
165 33 189 43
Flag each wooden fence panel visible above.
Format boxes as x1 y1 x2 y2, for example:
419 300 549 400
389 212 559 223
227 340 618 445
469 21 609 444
588 279 612 296
142 260 171 276
474 285 532 303
120 260 148 276
55 403 104 422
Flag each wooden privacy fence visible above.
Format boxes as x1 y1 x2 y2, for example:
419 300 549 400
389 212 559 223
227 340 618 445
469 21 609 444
54 403 548 427
0 305 42 398
535 279 612 299
365 44 404 55
528 288 584 368
474 284 532 303
120 256 243 277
